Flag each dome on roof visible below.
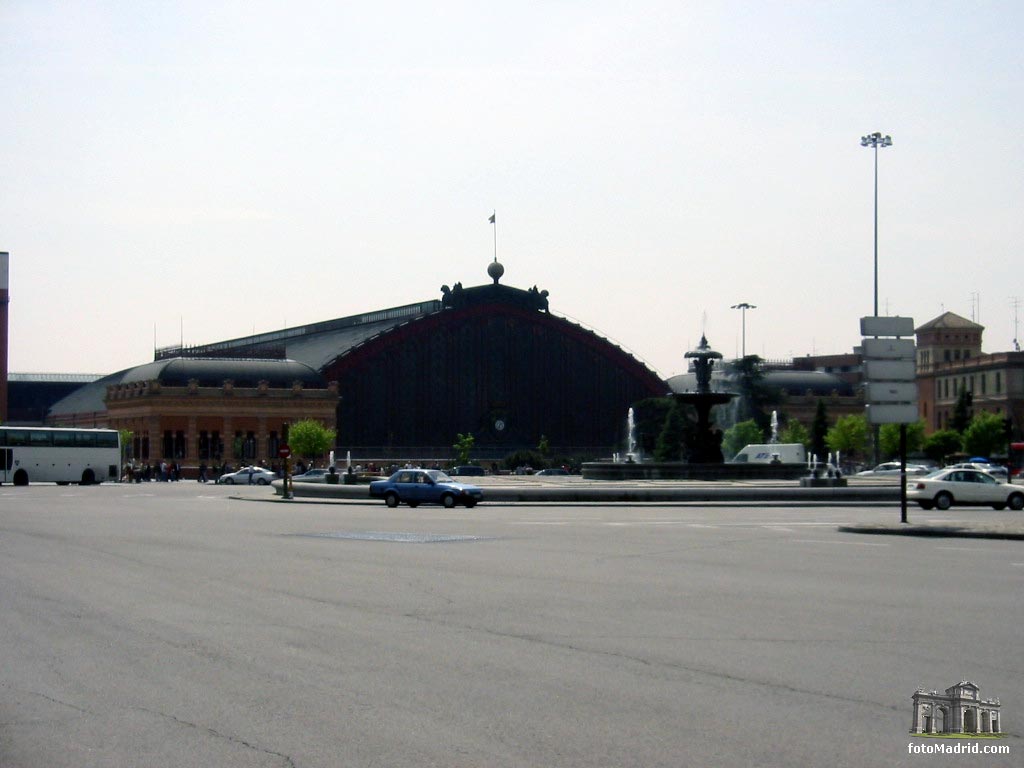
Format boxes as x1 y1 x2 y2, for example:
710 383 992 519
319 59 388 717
120 358 326 388
667 369 854 397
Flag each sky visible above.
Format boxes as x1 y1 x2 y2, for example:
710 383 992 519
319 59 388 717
2 1 1022 379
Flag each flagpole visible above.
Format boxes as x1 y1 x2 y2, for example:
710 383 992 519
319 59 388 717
490 210 497 262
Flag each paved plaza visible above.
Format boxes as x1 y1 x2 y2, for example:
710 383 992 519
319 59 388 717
0 482 1020 767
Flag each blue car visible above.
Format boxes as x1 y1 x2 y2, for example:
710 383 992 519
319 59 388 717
369 468 483 508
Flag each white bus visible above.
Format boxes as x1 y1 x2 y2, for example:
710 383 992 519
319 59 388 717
0 427 120 486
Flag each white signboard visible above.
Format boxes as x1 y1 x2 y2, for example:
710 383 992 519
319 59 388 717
866 403 920 425
860 316 915 337
864 360 916 382
861 338 916 360
865 382 919 403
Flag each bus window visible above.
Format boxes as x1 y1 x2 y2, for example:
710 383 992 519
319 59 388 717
75 432 97 447
96 432 119 448
30 431 53 447
53 431 75 447
6 431 29 446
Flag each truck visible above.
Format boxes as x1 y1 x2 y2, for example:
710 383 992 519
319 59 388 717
729 443 806 465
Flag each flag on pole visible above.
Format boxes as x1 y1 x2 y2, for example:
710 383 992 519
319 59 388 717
488 212 496 224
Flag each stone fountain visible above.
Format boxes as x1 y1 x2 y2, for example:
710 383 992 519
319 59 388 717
583 334 806 481
673 335 735 463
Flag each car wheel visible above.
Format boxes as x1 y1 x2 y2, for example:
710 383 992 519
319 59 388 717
385 492 399 508
1009 493 1024 511
441 493 456 509
917 501 934 510
257 478 269 485
464 499 477 508
934 492 953 511
224 477 234 484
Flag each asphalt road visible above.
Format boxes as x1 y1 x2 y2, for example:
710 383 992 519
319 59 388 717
1 483 1020 767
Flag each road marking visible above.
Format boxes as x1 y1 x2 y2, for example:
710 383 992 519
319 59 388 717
935 546 983 552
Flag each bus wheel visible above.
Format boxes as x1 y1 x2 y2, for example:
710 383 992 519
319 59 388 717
80 469 96 486
13 470 28 486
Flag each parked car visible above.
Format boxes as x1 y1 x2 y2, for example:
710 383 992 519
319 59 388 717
535 468 568 476
855 462 931 477
216 466 278 485
944 462 1009 482
452 465 486 476
369 468 482 508
292 468 329 483
908 468 1024 510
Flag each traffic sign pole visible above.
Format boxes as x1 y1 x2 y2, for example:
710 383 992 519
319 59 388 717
861 316 917 524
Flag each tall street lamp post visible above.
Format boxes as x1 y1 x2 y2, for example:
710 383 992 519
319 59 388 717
860 132 892 316
861 131 892 468
731 302 757 358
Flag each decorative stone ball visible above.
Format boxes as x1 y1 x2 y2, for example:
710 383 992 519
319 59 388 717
488 260 505 284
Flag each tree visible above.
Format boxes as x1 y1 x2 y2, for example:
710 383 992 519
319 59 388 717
811 400 829 461
537 435 550 457
722 419 765 459
288 419 336 461
951 390 973 433
453 432 475 465
631 397 674 457
779 419 809 448
878 421 925 459
922 429 962 464
726 355 775 431
825 414 869 460
119 429 134 463
962 412 1007 458
654 401 686 462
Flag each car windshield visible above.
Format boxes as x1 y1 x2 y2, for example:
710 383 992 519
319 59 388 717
427 470 454 483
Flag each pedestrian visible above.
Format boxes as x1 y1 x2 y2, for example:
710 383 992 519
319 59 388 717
198 462 207 483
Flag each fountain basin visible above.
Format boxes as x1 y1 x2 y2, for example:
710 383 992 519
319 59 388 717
582 461 808 481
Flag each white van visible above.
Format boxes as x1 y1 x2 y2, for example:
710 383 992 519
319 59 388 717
730 443 806 465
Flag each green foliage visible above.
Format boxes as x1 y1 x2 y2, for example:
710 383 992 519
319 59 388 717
922 429 963 464
951 390 974 433
288 419 337 460
726 355 776 430
453 432 476 465
119 429 133 460
537 435 550 456
962 412 1007 458
825 414 869 459
654 401 686 462
779 419 809 448
722 419 765 459
503 449 547 471
811 400 829 461
878 421 926 459
631 398 675 456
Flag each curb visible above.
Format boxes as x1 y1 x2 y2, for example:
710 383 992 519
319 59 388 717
839 525 1024 541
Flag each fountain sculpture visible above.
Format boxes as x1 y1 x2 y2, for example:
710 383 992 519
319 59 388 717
582 334 803 480
672 335 735 463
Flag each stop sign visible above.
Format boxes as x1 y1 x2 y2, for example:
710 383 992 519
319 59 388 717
278 444 291 459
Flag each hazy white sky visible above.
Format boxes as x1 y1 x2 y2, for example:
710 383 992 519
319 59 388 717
2 1 1022 378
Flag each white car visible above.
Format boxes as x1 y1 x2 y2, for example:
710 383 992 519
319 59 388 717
944 462 1009 482
292 468 330 483
908 468 1024 510
856 462 931 477
216 466 278 485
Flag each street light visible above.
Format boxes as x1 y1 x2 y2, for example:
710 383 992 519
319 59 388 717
860 132 892 317
730 302 757 358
